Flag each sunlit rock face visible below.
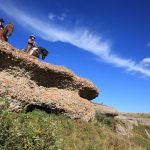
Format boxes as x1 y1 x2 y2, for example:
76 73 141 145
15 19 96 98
0 41 99 121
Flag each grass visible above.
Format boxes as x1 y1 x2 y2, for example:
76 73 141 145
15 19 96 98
0 98 150 150
132 125 150 150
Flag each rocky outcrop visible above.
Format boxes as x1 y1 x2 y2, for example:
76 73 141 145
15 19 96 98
115 122 134 136
115 115 150 126
0 41 99 121
92 102 150 135
93 102 119 116
0 41 98 100
114 115 150 136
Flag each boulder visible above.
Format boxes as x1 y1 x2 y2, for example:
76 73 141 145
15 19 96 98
115 115 150 126
115 122 133 136
114 115 150 136
93 102 119 116
0 41 99 121
0 41 99 100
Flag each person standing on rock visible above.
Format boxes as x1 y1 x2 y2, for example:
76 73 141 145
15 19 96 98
0 18 4 30
26 35 36 53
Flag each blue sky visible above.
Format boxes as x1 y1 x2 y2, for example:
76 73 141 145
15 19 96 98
0 0 150 112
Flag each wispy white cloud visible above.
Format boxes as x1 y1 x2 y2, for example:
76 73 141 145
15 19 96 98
142 58 150 63
48 13 66 21
140 58 150 67
1 0 150 77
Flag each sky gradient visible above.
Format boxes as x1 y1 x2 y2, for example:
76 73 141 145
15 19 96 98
0 0 150 112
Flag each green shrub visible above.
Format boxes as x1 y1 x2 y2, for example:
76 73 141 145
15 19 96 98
95 113 114 126
0 109 61 150
0 97 9 110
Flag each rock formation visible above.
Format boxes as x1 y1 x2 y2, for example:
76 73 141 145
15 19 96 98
114 115 150 136
0 41 99 121
115 115 150 126
93 102 119 116
92 102 150 136
113 114 150 136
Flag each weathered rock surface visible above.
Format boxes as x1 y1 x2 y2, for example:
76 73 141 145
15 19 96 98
93 102 119 116
115 122 134 136
0 41 99 100
0 41 99 121
92 102 150 135
114 115 150 135
115 115 150 126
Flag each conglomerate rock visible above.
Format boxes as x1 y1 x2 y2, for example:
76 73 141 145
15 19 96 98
0 41 99 121
0 41 99 100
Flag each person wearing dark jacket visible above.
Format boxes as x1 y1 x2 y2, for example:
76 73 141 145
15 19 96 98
0 18 4 30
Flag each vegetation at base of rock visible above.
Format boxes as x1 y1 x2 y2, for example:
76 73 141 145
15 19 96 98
95 112 116 127
0 98 150 150
0 100 61 150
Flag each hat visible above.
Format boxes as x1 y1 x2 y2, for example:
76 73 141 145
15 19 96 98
0 18 4 23
30 35 36 39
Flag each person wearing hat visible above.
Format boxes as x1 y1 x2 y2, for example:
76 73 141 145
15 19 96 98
26 35 36 53
0 18 4 30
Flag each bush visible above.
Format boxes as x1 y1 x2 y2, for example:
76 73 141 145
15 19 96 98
0 109 61 150
95 113 114 126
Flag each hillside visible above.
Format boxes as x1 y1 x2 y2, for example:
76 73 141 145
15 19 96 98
0 99 150 150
